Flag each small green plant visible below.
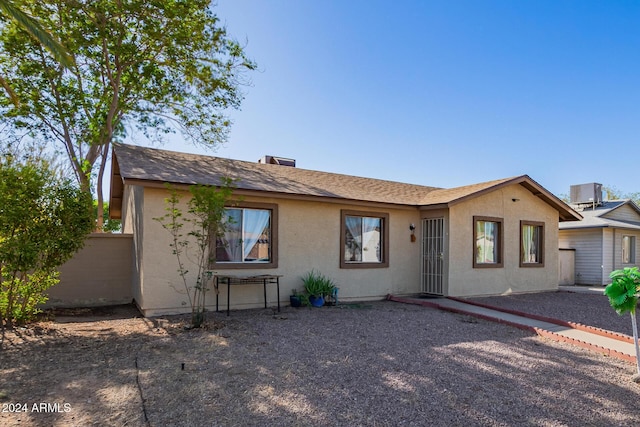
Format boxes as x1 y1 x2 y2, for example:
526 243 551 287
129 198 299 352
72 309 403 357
301 270 336 297
154 180 235 328
604 267 640 378
299 293 311 307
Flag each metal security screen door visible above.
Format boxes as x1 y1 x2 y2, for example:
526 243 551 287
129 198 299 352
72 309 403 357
422 217 444 295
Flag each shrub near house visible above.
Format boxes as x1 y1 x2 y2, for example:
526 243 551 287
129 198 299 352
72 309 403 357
0 155 92 327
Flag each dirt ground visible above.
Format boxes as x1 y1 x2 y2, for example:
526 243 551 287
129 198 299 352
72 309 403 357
1 299 640 427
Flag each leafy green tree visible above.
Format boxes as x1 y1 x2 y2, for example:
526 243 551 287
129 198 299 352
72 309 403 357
604 267 640 379
0 0 255 229
603 185 621 201
0 153 93 328
154 181 235 328
0 0 73 104
602 185 640 205
94 201 121 233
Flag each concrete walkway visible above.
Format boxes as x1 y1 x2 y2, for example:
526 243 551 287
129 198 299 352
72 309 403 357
387 294 638 365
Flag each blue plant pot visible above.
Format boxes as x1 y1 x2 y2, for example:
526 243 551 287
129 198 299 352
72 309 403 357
309 295 325 307
290 295 302 308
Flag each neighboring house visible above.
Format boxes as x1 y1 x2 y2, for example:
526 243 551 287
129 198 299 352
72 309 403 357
109 143 581 316
559 184 640 285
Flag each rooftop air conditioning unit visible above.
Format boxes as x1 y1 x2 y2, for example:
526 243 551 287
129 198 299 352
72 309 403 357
258 155 296 167
570 183 602 205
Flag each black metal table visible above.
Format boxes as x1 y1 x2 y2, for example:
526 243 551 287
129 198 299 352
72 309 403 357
214 274 282 316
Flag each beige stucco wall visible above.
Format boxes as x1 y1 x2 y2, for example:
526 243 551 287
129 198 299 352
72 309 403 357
46 233 133 307
123 184 144 306
446 184 560 296
136 186 423 316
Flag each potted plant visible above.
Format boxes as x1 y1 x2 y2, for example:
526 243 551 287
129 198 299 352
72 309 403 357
290 289 302 308
302 270 336 307
324 283 338 306
302 270 325 307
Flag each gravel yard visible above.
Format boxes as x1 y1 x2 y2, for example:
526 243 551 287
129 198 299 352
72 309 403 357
1 291 639 427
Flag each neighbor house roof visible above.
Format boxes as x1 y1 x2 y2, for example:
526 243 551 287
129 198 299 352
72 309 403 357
559 200 640 230
109 143 581 222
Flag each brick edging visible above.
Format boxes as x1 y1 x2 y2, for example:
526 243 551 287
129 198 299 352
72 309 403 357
386 294 637 366
534 328 637 365
446 296 634 344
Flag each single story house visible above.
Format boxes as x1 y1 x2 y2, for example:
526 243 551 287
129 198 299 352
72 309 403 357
109 143 581 316
559 184 640 285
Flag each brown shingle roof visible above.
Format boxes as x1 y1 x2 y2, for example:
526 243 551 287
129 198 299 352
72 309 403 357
112 143 441 205
110 143 581 221
417 177 518 205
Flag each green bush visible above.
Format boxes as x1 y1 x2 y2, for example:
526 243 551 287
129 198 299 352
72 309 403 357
0 155 92 327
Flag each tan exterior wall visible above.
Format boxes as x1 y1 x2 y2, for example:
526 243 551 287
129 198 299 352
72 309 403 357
137 187 423 316
46 233 133 307
446 184 560 296
123 184 145 306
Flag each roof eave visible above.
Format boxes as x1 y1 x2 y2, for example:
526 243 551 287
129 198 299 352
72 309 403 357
120 177 422 211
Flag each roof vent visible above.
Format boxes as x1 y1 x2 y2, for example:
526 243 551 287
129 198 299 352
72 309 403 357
570 183 602 206
258 155 296 167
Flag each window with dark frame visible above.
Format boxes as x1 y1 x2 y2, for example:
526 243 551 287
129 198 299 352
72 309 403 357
211 203 278 269
473 216 503 268
520 220 544 267
340 210 389 269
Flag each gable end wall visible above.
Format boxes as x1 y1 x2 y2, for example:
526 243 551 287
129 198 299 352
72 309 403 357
602 204 640 223
447 184 560 296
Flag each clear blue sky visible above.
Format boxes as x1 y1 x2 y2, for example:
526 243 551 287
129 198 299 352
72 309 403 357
157 0 640 198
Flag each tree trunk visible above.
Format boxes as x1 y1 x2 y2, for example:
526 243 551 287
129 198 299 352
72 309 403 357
95 142 110 232
631 311 640 375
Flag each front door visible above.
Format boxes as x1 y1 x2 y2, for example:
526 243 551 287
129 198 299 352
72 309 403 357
422 217 444 295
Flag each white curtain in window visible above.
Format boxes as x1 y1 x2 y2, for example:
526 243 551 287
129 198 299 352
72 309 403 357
220 209 242 262
362 217 381 262
522 225 535 263
242 209 271 261
345 216 362 262
476 221 497 263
